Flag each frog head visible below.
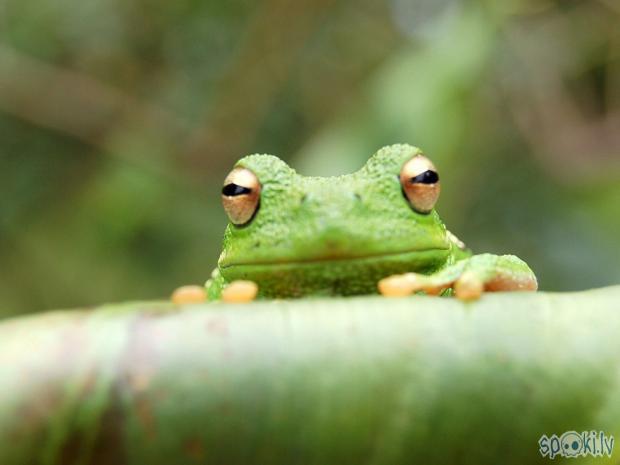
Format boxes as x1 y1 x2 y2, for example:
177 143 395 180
217 144 451 297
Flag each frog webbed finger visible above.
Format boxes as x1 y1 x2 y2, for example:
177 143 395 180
378 261 466 297
378 273 429 297
222 280 259 303
171 285 208 304
453 270 485 300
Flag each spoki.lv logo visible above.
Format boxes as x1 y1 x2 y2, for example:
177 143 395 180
539 431 614 459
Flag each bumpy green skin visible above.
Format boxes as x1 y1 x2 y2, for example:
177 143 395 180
207 144 536 300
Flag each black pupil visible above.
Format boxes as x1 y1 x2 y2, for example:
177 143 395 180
222 183 252 196
410 170 439 184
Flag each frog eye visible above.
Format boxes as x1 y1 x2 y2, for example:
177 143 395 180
400 155 440 213
221 167 261 225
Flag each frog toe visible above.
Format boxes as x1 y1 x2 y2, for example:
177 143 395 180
378 273 425 297
454 271 484 301
221 280 259 303
378 273 449 297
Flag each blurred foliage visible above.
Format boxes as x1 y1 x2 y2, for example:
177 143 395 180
0 0 619 318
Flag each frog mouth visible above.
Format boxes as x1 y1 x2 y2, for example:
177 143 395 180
219 247 451 297
220 247 450 269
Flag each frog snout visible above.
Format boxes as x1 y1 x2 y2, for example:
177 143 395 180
293 189 374 257
316 226 356 254
300 191 363 206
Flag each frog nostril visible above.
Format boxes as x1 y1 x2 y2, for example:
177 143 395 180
301 194 308 204
354 193 362 202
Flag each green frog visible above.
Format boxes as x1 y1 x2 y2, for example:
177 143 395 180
206 144 537 301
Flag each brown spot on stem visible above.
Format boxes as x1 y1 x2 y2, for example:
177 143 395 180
206 317 229 337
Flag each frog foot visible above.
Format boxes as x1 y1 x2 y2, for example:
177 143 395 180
378 254 537 301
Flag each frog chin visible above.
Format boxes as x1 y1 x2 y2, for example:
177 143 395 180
219 247 451 295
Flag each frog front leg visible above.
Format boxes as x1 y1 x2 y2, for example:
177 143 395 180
378 254 538 300
206 268 225 301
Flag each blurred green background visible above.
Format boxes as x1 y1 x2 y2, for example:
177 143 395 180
0 0 619 318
